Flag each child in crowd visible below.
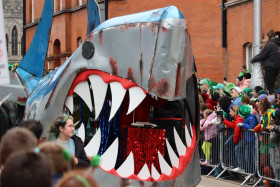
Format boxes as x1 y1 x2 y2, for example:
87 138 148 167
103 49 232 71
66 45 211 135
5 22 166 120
200 109 218 165
39 142 76 187
220 105 244 171
19 120 43 144
1 151 52 187
0 128 37 167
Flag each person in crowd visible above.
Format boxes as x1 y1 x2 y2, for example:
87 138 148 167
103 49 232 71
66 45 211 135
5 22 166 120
200 109 218 165
220 105 244 171
39 142 76 187
47 114 90 168
19 120 43 144
240 73 251 91
0 128 37 167
239 65 250 77
213 83 225 93
235 76 243 87
55 169 98 187
241 95 260 122
206 89 220 110
230 87 242 107
0 151 52 187
238 105 258 173
200 103 208 119
242 88 252 97
252 86 264 102
254 98 275 186
200 79 210 102
251 29 280 94
269 110 280 183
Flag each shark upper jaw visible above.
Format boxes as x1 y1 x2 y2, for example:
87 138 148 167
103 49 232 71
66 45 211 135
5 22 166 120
64 69 196 182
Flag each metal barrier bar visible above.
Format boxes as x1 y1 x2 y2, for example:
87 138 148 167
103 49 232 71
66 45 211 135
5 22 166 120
255 131 280 186
199 121 220 177
199 122 280 186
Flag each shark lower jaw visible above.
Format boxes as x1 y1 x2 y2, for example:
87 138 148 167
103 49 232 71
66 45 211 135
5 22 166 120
63 70 196 181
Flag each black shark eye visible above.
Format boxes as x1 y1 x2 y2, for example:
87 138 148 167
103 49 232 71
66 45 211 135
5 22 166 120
82 41 95 60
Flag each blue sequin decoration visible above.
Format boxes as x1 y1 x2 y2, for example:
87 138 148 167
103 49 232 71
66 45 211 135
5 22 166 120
98 98 122 156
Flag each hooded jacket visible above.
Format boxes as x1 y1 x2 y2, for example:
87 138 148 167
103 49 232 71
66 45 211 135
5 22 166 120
251 37 280 69
223 114 244 144
240 79 251 91
200 112 218 141
241 114 258 142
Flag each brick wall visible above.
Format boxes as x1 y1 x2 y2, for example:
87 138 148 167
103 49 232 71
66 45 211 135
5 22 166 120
109 0 224 82
25 0 87 70
226 0 280 83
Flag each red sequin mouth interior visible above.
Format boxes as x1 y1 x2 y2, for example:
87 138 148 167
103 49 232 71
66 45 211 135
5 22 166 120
64 70 196 182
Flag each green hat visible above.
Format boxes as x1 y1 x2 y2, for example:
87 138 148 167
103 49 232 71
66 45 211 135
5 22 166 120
199 79 209 85
208 81 217 88
243 88 251 96
224 83 235 93
258 90 268 96
238 105 251 118
213 83 225 90
205 78 211 84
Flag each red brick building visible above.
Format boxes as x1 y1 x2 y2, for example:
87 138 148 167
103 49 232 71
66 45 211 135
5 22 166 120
25 0 104 70
24 0 280 83
225 0 280 82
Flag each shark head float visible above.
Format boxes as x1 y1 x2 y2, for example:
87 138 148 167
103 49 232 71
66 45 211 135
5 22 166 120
3 0 201 186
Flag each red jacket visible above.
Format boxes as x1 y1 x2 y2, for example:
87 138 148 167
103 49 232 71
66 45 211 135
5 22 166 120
223 114 244 144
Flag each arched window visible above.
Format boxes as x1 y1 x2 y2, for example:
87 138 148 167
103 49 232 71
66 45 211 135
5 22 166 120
76 0 82 6
53 39 61 56
5 34 8 53
77 37 82 47
12 26 18 56
21 36 24 56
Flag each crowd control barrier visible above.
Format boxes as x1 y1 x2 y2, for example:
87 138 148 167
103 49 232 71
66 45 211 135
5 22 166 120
199 127 280 186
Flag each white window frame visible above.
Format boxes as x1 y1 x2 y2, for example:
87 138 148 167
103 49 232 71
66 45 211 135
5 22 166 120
246 43 254 73
79 0 82 6
32 0 34 22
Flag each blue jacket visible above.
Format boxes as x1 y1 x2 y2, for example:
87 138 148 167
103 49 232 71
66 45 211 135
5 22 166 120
241 114 258 142
232 97 242 107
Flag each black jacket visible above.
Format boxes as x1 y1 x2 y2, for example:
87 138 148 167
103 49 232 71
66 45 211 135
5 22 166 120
251 37 280 69
72 135 90 168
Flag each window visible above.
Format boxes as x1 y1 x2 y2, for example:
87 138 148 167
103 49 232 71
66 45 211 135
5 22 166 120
12 26 18 56
76 0 82 6
55 0 61 12
245 43 253 73
77 37 82 47
53 39 61 56
21 36 24 56
5 34 8 53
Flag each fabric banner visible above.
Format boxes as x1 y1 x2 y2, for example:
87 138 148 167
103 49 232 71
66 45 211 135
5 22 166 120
0 0 10 85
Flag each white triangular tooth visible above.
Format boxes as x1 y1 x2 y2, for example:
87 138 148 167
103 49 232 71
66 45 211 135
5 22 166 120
74 120 80 127
88 75 108 119
174 127 186 156
137 163 150 180
116 151 134 178
126 87 146 115
74 81 93 111
158 151 172 175
185 125 192 147
109 82 126 121
77 123 85 142
151 164 160 180
190 124 193 136
84 128 101 157
100 137 119 171
166 139 179 168
65 95 74 114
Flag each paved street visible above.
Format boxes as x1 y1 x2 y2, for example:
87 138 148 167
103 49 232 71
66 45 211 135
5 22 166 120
197 176 241 187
